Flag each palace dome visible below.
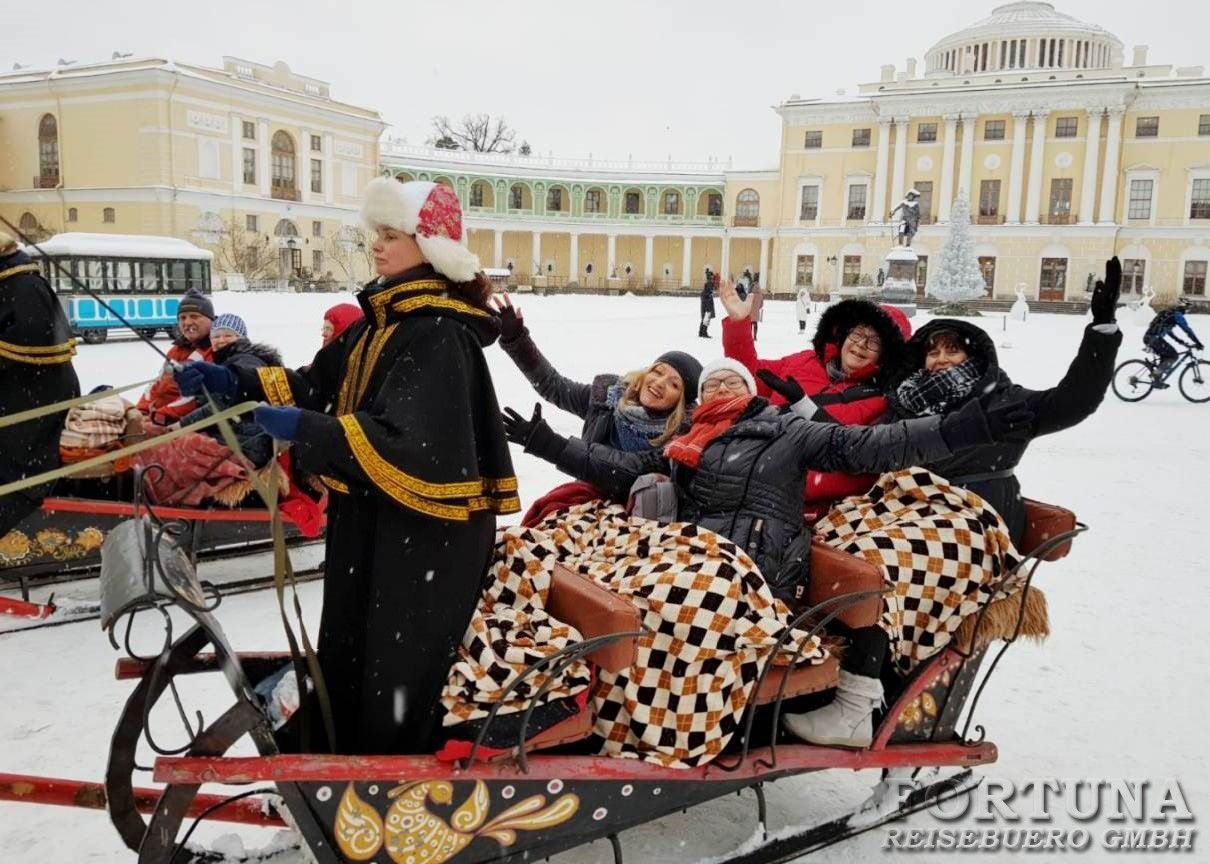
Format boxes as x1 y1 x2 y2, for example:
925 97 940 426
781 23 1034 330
924 2 1122 76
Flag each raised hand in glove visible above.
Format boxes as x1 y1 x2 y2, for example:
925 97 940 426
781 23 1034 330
490 293 527 343
501 403 566 460
253 405 301 441
940 398 1036 451
756 369 805 405
174 361 237 398
1090 256 1122 326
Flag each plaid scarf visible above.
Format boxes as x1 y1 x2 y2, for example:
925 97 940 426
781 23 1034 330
606 382 669 452
895 358 982 417
664 395 753 469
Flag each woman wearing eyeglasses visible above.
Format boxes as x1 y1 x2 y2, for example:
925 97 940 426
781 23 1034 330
503 356 1033 599
718 280 912 517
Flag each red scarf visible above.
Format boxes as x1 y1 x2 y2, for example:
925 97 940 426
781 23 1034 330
664 395 755 469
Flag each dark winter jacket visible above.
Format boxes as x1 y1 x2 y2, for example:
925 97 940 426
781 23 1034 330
530 399 953 598
723 299 912 505
700 279 716 317
0 250 80 533
1144 308 1202 348
887 318 1122 546
499 330 687 451
181 339 283 468
234 264 518 754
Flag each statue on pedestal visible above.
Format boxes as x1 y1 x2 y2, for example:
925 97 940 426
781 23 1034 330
889 188 921 247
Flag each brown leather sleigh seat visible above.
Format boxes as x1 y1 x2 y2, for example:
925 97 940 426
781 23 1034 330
1019 498 1078 561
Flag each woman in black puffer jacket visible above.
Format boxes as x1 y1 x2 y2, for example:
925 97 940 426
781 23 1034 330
885 259 1123 546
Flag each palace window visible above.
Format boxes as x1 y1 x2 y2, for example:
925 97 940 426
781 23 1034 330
67 207 78 222
916 122 937 143
311 134 322 152
624 190 642 214
799 186 819 221
842 255 862 286
1127 179 1153 220
103 207 115 224
978 256 996 294
242 121 255 140
735 189 759 225
38 114 60 187
1135 116 1159 138
585 189 602 213
1055 116 1078 138
546 187 564 212
311 159 322 194
1123 259 1146 293
271 131 296 194
243 148 256 185
312 220 322 238
509 184 525 210
1190 179 1210 219
847 184 867 220
851 128 871 148
804 130 822 149
705 192 722 216
1048 178 1073 221
914 181 933 222
984 120 1005 141
312 250 324 273
1200 115 1210 136
795 255 815 287
1040 257 1068 292
469 182 484 208
662 190 681 215
978 179 1001 219
1184 260 1207 296
246 214 258 232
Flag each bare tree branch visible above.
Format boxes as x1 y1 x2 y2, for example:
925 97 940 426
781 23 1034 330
426 113 521 153
210 214 279 282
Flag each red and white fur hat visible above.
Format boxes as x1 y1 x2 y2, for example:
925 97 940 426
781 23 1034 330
361 178 482 283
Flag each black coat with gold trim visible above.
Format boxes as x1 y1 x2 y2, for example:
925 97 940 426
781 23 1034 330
234 264 518 754
0 250 80 532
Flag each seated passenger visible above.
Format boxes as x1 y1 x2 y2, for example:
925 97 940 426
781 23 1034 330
179 314 281 469
502 357 1030 601
719 282 911 517
138 289 214 428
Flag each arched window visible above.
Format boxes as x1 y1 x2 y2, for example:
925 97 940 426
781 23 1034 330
623 189 642 215
394 172 413 183
38 114 60 187
662 190 681 216
469 180 492 209
546 185 566 212
271 131 296 198
274 219 299 237
67 207 78 222
508 184 530 210
584 187 605 214
706 192 723 217
735 189 759 222
19 212 38 232
103 207 115 223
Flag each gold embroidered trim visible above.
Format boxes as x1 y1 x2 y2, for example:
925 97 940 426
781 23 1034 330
391 295 490 319
367 279 447 326
320 475 350 494
257 367 295 407
336 330 370 415
483 476 519 493
351 323 397 410
0 264 41 282
0 337 77 365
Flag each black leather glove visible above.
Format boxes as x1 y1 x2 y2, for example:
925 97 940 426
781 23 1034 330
496 303 528 343
1090 256 1122 326
940 398 1036 451
756 369 805 405
501 403 566 460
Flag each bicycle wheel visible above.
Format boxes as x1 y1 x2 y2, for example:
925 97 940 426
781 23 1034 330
1112 359 1156 402
1178 359 1210 403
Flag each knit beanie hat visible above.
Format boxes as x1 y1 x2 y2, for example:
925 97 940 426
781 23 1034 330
360 178 482 283
653 350 702 400
698 357 757 402
211 313 247 338
177 289 215 320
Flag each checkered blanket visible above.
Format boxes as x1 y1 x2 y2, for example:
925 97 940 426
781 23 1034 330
442 502 826 768
815 469 1024 673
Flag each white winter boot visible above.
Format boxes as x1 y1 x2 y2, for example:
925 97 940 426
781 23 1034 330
782 670 883 748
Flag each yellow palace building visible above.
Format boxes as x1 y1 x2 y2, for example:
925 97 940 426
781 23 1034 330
2 1 1209 300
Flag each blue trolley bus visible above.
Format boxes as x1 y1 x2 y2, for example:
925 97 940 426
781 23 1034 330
27 233 213 344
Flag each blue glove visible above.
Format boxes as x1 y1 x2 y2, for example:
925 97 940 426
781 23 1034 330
253 405 302 441
174 361 237 398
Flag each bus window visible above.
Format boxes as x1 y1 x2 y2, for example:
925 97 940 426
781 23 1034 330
186 260 203 291
166 261 188 293
138 261 162 293
113 260 134 292
86 259 105 292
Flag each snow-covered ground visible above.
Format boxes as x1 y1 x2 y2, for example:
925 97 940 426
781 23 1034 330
2 291 1207 862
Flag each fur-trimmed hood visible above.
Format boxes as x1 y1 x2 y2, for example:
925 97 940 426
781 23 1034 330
891 318 1004 391
811 299 912 376
214 338 284 369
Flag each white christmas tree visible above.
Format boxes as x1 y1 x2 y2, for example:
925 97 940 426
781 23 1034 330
926 193 987 304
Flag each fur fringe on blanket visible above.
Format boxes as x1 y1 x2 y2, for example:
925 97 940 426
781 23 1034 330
953 587 1050 654
209 460 288 507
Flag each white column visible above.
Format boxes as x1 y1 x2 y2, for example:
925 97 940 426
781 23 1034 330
1079 109 1102 224
758 235 769 283
322 133 334 204
890 118 908 215
958 114 976 201
1005 111 1029 224
872 118 892 223
720 236 731 278
681 235 693 287
606 233 617 277
299 127 311 203
531 232 542 276
493 229 504 268
1023 110 1049 223
257 119 270 197
643 234 654 281
1098 109 1124 224
938 115 959 221
230 113 242 193
569 232 579 282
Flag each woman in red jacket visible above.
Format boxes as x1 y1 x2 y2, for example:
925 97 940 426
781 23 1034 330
719 281 911 517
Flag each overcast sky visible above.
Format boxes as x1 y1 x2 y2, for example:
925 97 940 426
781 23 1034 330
5 0 1208 168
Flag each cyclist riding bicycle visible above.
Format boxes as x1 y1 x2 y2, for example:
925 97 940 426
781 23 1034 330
1143 298 1203 387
